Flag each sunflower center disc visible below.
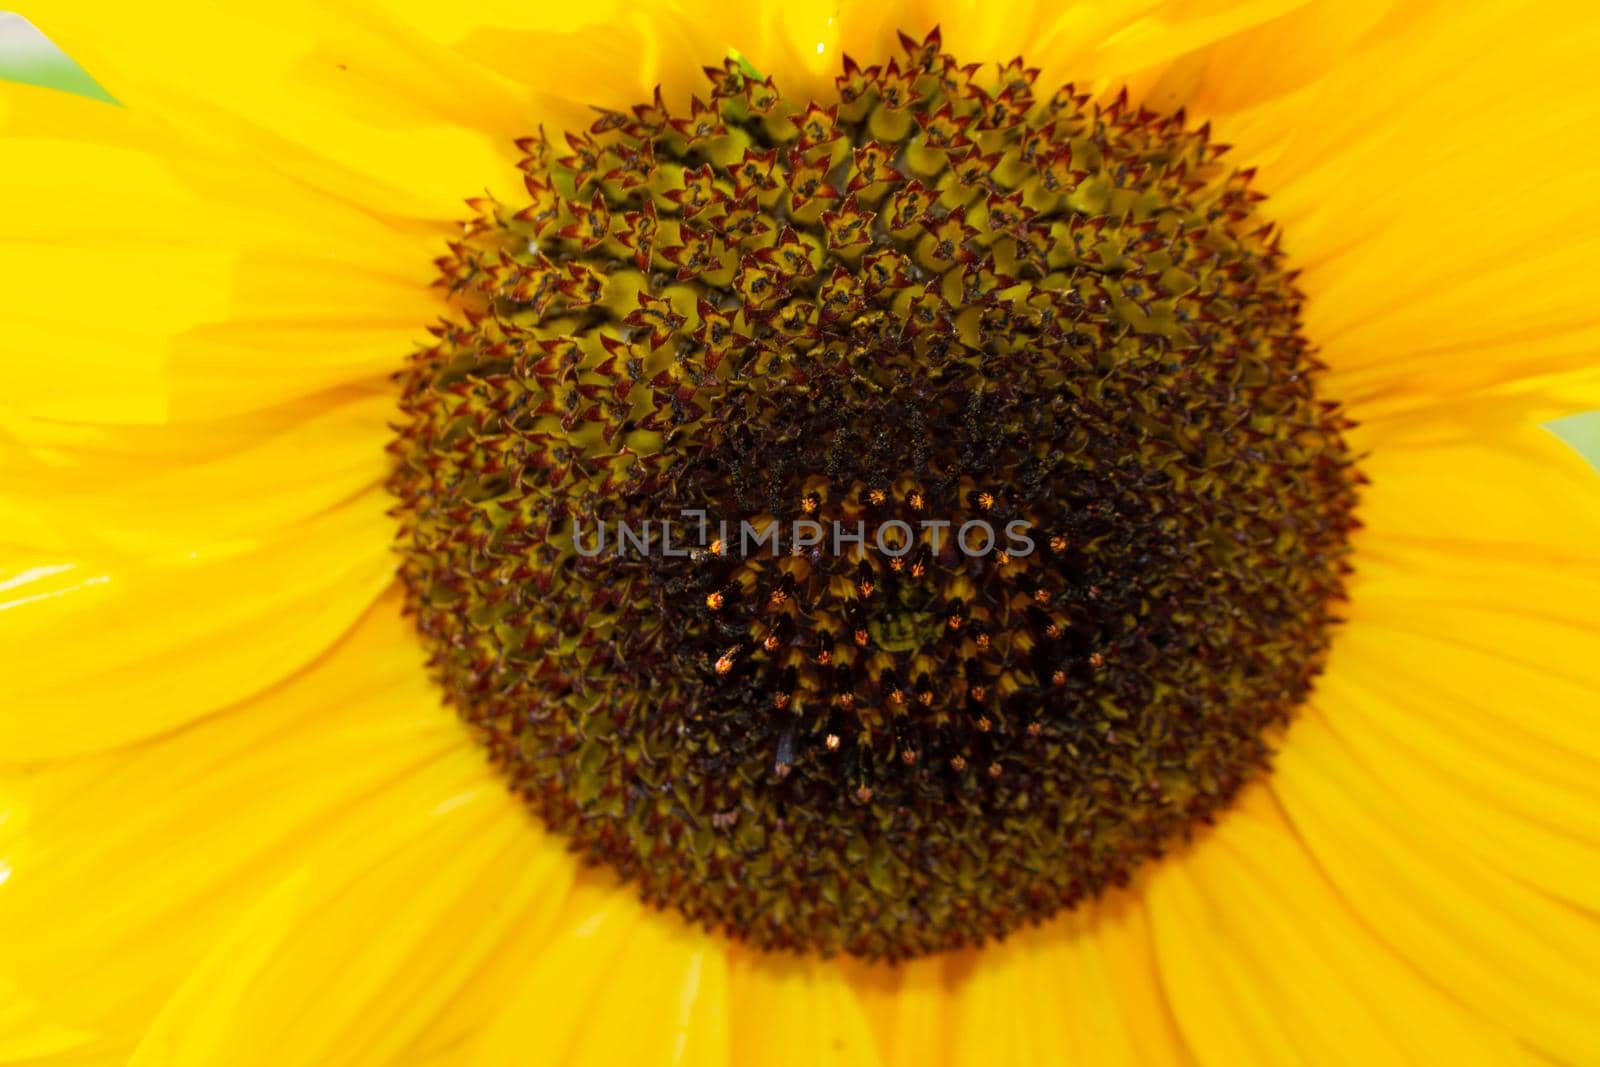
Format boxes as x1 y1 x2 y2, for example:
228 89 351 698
389 29 1361 959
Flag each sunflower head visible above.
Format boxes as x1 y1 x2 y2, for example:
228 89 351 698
386 26 1361 959
8 0 1600 1062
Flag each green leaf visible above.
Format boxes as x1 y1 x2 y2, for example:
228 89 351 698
0 12 117 104
1545 410 1600 473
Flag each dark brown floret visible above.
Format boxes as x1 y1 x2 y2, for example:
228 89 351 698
387 28 1361 960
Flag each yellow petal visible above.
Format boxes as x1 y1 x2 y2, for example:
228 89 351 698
0 979 97 1063
1329 547 1600 812
1260 408 1600 1063
950 935 1099 1065
461 885 639 1065
1046 900 1190 1066
409 0 841 121
0 83 431 423
1 389 392 556
865 894 1195 1067
1161 0 1600 412
470 886 731 1067
843 956 951 1067
127 783 573 1067
0 490 393 760
1147 788 1533 1066
33 3 525 220
0 593 472 1048
125 872 316 1067
1341 396 1600 781
728 950 885 1067
1273 724 1600 1065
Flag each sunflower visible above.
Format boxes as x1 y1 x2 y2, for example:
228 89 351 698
3 0 1599 1063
